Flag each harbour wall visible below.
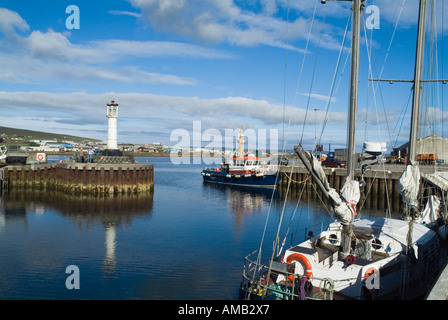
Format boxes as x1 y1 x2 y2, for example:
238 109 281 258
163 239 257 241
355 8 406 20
0 162 154 196
278 164 444 212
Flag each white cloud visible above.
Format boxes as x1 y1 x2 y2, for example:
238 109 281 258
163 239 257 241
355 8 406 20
300 92 337 103
0 8 29 34
91 39 235 61
108 10 141 18
0 90 350 144
28 30 74 61
285 0 350 19
0 51 198 86
127 0 312 51
374 0 419 29
0 8 233 87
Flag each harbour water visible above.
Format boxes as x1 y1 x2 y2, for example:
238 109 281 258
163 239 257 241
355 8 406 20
0 156 392 300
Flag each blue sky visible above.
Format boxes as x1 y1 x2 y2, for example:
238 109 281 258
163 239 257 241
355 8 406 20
0 0 446 153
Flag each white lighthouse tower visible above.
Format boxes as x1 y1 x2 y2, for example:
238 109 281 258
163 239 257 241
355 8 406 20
105 100 122 156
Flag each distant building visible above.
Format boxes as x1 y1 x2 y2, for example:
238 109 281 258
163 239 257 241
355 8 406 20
137 147 150 152
136 146 158 153
393 135 448 163
334 148 347 161
331 148 364 162
29 139 57 145
165 147 183 153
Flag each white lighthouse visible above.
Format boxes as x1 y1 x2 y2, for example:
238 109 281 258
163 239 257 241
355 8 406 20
105 100 122 156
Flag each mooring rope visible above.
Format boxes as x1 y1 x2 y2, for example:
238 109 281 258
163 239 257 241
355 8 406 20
283 172 311 184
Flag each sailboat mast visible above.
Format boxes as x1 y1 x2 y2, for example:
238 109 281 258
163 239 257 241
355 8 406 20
347 0 363 180
408 0 427 164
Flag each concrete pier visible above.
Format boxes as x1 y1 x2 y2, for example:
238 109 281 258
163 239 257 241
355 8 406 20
0 162 154 196
426 259 448 300
279 162 448 211
279 163 403 211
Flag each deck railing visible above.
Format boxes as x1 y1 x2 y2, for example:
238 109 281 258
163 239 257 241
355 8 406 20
240 250 334 300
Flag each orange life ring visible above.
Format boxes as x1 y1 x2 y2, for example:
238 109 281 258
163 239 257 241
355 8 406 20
37 154 44 161
285 253 313 280
363 267 376 281
362 267 379 299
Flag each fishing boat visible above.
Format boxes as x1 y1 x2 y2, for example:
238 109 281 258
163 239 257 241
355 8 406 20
201 130 282 189
240 0 446 300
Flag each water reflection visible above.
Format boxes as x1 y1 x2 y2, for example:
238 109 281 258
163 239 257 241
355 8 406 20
0 190 154 275
201 183 281 239
104 222 117 273
202 183 280 216
0 191 30 230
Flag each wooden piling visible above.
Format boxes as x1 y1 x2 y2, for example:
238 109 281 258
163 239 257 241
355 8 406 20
278 164 414 212
1 162 154 197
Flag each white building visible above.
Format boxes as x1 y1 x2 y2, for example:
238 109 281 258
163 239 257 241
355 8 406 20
395 135 448 163
416 135 448 163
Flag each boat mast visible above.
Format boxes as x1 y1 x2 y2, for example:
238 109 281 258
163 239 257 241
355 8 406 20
347 0 363 180
238 129 244 159
408 0 427 165
316 0 363 259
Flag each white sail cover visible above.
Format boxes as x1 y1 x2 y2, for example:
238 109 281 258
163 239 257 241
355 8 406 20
306 151 356 225
341 178 360 205
398 164 421 209
417 195 440 225
335 178 359 224
309 153 331 191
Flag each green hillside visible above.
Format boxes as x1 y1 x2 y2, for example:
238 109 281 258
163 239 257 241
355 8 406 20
0 126 101 143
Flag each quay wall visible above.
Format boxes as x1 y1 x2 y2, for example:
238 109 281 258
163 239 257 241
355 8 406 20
278 164 443 212
0 162 154 196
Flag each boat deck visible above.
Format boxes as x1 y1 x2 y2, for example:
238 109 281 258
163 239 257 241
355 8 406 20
290 235 391 268
423 172 448 192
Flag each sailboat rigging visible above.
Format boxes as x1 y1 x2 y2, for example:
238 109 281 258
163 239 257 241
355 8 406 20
240 0 445 300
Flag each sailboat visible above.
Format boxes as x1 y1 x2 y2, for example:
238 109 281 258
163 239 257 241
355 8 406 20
240 0 445 300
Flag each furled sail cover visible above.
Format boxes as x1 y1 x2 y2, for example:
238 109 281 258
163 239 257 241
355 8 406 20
398 164 421 210
417 195 440 225
303 150 355 225
341 178 360 206
340 177 360 219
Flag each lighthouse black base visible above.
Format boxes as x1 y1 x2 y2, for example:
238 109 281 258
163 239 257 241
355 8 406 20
97 149 135 164
103 149 123 157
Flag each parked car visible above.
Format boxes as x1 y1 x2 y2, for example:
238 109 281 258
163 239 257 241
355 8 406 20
321 158 346 168
278 157 289 166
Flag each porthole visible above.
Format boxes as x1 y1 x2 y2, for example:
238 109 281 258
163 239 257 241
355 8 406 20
329 233 338 244
372 238 382 250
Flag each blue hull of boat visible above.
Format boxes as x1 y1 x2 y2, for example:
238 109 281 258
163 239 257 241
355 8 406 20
201 169 281 189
